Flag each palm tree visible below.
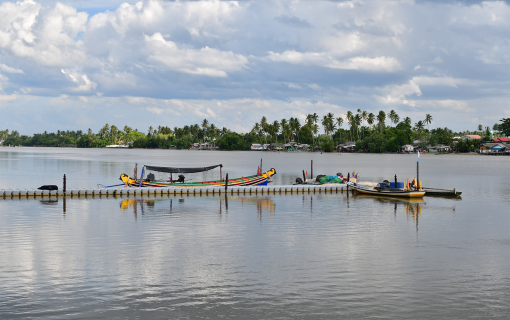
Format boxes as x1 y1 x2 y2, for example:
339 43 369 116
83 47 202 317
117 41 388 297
272 120 280 143
424 114 433 130
201 119 209 142
280 119 288 143
354 114 362 140
478 124 483 133
415 120 425 134
260 116 268 144
388 110 397 127
377 111 386 133
252 122 261 143
393 113 400 126
367 113 375 132
346 111 354 141
361 110 368 138
290 117 301 143
404 117 412 126
336 116 344 141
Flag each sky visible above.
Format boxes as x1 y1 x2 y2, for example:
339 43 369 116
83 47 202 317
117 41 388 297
0 0 508 135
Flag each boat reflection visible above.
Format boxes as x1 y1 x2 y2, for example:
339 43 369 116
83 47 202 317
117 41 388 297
352 194 424 233
119 195 276 220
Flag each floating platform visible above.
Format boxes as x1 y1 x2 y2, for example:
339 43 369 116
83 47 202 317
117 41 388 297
1 185 354 199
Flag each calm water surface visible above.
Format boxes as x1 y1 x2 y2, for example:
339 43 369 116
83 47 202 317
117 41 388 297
0 148 509 319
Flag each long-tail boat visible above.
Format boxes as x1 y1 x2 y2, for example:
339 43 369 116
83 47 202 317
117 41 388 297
347 181 425 198
119 164 276 188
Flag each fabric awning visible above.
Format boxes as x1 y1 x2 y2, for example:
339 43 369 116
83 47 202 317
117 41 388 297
144 164 222 173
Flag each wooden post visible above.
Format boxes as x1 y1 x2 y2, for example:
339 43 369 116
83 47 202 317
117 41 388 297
260 158 262 171
311 160 313 179
417 151 420 190
394 174 397 188
63 174 66 192
302 170 306 183
220 165 223 181
134 163 138 180
225 173 229 192
347 172 350 191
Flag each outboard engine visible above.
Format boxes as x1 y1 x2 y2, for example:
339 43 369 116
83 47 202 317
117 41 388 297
295 177 303 184
145 173 155 182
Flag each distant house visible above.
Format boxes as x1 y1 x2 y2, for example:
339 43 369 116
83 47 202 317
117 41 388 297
402 144 414 152
428 144 451 152
270 143 284 151
491 137 510 143
336 142 355 152
462 135 482 140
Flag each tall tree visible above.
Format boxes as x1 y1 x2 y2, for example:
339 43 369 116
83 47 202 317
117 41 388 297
336 116 344 141
424 114 433 130
377 111 386 133
361 110 368 139
260 116 268 144
201 119 209 142
367 113 375 132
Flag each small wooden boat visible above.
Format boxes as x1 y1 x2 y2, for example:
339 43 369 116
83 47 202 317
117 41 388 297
119 164 276 188
422 187 462 196
347 182 425 198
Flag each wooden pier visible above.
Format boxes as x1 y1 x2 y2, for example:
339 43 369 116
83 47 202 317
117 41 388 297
1 185 353 199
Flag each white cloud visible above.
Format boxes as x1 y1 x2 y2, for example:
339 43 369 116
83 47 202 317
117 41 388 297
0 64 24 74
0 1 88 67
265 51 401 72
145 32 248 77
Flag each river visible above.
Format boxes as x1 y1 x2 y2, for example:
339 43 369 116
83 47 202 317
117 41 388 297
0 148 508 319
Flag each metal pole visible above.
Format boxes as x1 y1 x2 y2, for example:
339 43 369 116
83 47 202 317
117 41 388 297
311 160 313 179
63 174 66 192
260 158 263 171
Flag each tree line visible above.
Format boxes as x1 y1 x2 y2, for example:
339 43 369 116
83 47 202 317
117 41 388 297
1 114 508 152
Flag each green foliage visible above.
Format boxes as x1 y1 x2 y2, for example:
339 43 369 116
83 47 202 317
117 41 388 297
499 118 510 137
320 140 334 152
216 132 250 151
299 126 313 145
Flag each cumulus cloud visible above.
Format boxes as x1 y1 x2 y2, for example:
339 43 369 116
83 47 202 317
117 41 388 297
0 64 24 74
145 32 248 77
264 51 401 72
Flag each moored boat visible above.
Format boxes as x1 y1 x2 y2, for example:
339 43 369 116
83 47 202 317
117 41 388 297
119 164 276 188
347 182 425 198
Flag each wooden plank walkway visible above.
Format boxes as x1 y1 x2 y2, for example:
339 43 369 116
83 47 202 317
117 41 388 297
1 185 353 199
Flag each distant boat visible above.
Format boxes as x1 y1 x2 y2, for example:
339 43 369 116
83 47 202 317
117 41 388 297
106 144 129 148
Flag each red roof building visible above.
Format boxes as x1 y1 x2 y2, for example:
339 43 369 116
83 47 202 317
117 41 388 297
491 137 509 142
462 135 482 140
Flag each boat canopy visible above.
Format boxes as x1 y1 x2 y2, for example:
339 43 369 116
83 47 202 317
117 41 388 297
144 164 222 174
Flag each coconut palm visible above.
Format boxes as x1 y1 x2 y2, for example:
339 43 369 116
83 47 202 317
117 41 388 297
272 120 280 143
367 113 375 131
415 120 425 134
260 116 268 144
361 110 368 138
336 116 344 141
377 111 386 133
280 119 288 143
290 117 301 143
404 117 412 126
424 114 433 130
346 111 354 141
388 110 397 127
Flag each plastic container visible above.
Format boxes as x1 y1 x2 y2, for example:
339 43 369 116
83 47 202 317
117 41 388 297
390 182 405 188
